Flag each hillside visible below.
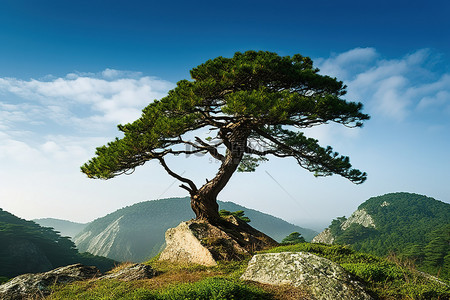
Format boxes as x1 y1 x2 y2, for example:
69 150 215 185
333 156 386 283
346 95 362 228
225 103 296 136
33 218 87 239
0 208 116 278
313 192 450 280
74 197 317 262
46 243 450 300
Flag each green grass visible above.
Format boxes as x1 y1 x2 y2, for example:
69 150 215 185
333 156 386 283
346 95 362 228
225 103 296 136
47 277 269 300
47 243 449 300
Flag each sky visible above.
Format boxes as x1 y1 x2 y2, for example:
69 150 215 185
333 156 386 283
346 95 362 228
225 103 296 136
0 0 449 231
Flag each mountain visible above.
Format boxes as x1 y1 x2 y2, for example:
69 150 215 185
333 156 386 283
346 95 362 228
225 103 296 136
312 192 450 280
74 197 317 263
33 218 87 239
0 208 116 278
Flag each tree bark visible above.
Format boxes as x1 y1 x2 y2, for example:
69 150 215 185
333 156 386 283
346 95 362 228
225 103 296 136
190 124 248 224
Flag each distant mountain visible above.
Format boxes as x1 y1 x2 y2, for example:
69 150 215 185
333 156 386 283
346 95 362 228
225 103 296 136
33 218 87 239
312 192 450 280
0 208 116 278
74 197 317 263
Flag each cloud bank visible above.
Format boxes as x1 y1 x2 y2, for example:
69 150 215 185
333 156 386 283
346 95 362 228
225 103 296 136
0 70 174 167
316 48 450 121
0 69 174 130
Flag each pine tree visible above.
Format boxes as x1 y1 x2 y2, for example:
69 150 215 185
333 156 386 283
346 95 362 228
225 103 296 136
81 51 369 224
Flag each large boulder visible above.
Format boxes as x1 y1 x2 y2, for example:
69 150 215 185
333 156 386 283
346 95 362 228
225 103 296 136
241 252 373 300
0 264 100 300
159 216 278 266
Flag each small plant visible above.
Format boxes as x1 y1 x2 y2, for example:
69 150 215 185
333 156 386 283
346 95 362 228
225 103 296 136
219 210 251 223
281 232 306 245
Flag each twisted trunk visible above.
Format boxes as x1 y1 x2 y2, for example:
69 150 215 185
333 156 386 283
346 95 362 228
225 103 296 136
190 125 248 224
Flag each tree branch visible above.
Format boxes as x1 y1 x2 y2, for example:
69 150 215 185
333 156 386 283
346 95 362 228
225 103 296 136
158 157 197 194
194 137 225 162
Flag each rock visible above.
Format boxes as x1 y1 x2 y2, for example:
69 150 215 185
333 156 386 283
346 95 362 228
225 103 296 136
159 221 218 266
312 209 376 244
0 264 100 300
159 217 278 266
341 209 375 230
241 252 373 300
73 215 124 259
99 263 156 281
311 228 334 244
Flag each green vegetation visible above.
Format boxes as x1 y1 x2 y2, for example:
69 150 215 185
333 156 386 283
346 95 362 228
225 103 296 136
0 208 116 278
219 210 251 223
74 197 317 262
81 50 369 223
281 232 306 245
47 243 449 300
325 192 450 281
48 277 270 300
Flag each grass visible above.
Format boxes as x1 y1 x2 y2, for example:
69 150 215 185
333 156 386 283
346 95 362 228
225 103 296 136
46 243 449 300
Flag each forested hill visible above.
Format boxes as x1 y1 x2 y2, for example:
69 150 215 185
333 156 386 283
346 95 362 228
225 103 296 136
0 208 115 279
74 197 317 263
317 192 450 280
33 218 87 239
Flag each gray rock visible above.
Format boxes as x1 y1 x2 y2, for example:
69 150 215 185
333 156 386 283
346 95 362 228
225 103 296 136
312 209 376 244
341 209 375 230
0 264 100 300
311 228 334 244
241 252 373 300
99 263 156 281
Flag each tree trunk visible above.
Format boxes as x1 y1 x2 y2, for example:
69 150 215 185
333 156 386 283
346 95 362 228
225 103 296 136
190 125 248 224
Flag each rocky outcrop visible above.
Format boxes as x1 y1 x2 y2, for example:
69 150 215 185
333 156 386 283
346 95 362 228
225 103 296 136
241 252 373 300
0 264 100 300
341 209 375 230
311 228 334 244
74 216 124 258
312 209 375 244
99 263 156 281
159 216 278 266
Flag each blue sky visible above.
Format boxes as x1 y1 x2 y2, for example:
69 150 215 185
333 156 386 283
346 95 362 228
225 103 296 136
0 0 449 230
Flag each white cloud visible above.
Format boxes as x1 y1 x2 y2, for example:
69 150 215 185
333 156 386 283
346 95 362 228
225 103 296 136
316 47 378 79
0 135 42 164
0 69 175 188
0 70 175 126
318 48 450 120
